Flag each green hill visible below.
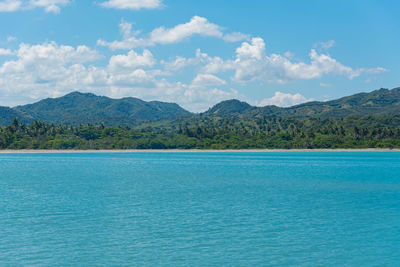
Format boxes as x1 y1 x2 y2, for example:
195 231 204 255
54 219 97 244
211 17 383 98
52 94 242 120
12 92 191 126
1 87 399 126
204 87 400 119
0 106 33 125
204 99 255 116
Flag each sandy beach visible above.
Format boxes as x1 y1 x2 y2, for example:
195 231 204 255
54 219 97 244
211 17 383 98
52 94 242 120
0 148 399 153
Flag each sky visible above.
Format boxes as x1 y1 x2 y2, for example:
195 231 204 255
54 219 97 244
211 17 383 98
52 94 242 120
0 0 398 112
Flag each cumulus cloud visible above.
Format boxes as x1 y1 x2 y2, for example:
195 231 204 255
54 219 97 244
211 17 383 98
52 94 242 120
0 32 388 112
149 16 224 44
102 73 238 112
191 73 226 88
100 0 163 10
161 56 189 71
257 92 312 107
0 48 13 56
108 49 156 71
182 87 240 112
0 41 238 111
97 20 148 50
0 0 22 12
198 37 388 83
0 0 69 13
162 48 232 74
29 0 70 14
0 42 100 104
98 16 249 50
152 16 248 44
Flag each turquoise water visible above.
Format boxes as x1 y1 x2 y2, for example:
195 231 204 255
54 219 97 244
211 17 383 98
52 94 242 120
0 152 399 266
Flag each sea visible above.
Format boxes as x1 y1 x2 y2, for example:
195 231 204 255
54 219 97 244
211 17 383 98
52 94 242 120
0 152 399 266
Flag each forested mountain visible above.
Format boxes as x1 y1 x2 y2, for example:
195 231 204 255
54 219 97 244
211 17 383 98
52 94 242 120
203 87 400 119
0 106 33 125
12 92 191 126
204 99 257 116
0 87 399 126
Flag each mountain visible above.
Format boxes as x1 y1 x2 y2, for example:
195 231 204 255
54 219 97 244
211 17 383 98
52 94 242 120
1 87 399 126
0 106 34 125
275 87 400 118
11 92 191 126
204 87 400 119
204 99 255 116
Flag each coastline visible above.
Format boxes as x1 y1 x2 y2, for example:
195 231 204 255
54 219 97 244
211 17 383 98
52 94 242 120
0 148 399 153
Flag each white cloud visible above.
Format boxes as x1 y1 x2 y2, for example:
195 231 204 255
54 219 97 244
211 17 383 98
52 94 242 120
0 0 22 12
97 20 148 50
284 51 294 59
257 92 312 107
223 32 250 43
182 87 240 112
0 48 13 56
199 37 387 83
0 42 98 77
0 42 100 105
236 37 265 60
151 16 249 45
108 49 156 71
161 56 189 71
314 40 335 51
100 0 163 10
191 73 226 88
0 34 388 112
108 69 156 87
162 48 232 74
320 83 332 87
0 0 69 13
98 16 249 50
7 36 17 42
360 67 388 75
149 16 224 44
0 41 238 112
29 0 70 13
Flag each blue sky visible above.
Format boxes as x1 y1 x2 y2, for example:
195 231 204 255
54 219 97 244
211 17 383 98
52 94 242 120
0 0 398 111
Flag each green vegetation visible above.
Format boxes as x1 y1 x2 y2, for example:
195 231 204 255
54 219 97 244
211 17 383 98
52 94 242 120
1 87 400 149
1 92 190 126
205 87 400 119
1 87 400 126
1 114 400 149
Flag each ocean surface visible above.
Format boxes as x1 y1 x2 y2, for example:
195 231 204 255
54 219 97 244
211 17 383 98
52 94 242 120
0 152 399 266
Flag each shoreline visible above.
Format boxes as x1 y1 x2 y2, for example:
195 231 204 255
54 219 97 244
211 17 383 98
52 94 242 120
0 148 399 153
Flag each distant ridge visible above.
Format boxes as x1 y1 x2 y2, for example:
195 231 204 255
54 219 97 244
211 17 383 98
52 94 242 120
204 99 255 116
0 87 399 126
3 92 191 126
203 87 400 119
0 106 34 125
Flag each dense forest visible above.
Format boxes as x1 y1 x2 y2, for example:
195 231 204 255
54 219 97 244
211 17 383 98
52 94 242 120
1 114 400 149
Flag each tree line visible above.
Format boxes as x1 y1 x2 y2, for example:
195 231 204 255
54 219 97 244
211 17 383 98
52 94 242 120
1 114 400 149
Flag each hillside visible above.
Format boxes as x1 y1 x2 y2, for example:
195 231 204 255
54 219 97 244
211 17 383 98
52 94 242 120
12 92 191 126
0 106 33 125
203 87 400 119
204 99 256 116
0 87 399 126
